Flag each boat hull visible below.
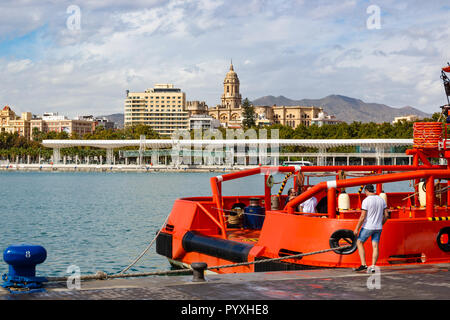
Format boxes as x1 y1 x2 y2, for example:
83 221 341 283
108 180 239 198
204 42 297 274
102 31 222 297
156 197 450 273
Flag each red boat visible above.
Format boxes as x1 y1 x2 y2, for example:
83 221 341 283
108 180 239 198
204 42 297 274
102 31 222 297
156 68 450 273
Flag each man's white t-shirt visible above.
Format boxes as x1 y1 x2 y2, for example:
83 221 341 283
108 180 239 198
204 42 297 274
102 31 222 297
300 196 318 213
361 195 387 230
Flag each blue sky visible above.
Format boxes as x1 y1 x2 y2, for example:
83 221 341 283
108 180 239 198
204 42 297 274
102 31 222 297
0 0 449 118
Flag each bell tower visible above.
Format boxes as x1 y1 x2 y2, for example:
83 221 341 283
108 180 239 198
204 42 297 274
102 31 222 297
221 61 242 109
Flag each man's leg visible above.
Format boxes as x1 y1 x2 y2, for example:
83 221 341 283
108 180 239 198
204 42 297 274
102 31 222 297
357 240 366 266
371 241 379 266
370 231 382 267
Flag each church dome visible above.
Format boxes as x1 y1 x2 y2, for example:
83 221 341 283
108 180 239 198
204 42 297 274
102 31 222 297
224 63 239 83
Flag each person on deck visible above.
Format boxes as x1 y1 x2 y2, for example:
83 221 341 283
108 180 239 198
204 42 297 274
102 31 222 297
286 188 298 206
299 187 318 214
353 184 389 273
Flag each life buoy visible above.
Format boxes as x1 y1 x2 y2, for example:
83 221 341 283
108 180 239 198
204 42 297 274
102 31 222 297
436 227 450 252
329 229 357 255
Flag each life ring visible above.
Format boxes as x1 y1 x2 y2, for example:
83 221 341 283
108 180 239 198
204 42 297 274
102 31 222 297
329 229 357 255
436 227 450 252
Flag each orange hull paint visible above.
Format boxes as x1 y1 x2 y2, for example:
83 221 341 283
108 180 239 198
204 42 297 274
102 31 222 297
156 124 450 273
158 194 450 274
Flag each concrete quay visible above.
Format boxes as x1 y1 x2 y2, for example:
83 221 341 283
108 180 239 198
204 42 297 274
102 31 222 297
0 163 243 173
1 263 448 300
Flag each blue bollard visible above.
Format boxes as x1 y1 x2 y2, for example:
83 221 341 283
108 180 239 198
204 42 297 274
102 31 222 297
2 244 48 291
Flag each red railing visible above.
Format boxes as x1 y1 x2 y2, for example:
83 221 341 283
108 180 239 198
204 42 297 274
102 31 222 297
209 164 450 234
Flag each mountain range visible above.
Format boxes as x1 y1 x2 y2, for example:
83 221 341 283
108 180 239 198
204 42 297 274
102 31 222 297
98 113 125 128
251 94 432 123
101 94 432 128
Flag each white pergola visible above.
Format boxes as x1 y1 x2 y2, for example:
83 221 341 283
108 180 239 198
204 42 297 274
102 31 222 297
42 139 413 166
42 138 412 149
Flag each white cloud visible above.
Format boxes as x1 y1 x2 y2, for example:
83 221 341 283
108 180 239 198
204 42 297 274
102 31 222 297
6 59 33 73
0 0 449 118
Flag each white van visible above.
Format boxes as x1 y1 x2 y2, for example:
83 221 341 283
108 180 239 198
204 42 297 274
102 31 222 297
283 160 313 166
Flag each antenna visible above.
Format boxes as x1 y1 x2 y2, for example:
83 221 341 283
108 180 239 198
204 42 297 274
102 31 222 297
441 64 450 105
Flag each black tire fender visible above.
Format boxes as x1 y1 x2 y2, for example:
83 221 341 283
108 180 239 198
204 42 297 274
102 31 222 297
329 229 357 255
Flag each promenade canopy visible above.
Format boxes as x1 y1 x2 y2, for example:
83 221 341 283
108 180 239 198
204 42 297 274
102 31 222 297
42 139 413 149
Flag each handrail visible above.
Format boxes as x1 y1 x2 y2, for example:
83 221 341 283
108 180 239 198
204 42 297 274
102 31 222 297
208 164 450 230
214 165 445 184
210 177 226 239
285 169 450 218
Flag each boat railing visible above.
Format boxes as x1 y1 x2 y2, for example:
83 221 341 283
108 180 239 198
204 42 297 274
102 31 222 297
285 169 450 219
209 165 450 232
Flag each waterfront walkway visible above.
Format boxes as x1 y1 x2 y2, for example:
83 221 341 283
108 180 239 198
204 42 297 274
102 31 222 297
1 263 448 300
0 163 241 172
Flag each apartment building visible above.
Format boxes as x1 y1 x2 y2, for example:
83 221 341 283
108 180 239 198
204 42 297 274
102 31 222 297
1 107 95 139
30 113 93 138
0 106 32 138
124 84 189 136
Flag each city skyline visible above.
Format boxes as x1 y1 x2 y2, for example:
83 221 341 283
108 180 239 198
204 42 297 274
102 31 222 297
0 1 449 117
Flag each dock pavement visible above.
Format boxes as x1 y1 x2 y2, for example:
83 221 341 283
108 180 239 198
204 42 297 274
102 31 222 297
1 263 448 300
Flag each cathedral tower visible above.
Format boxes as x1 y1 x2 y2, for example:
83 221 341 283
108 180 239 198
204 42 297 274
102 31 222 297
221 62 242 109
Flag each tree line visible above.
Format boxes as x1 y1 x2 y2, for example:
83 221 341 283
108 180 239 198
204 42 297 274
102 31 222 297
0 112 441 161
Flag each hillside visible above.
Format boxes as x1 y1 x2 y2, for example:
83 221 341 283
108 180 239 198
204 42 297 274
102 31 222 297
251 94 431 123
99 95 432 127
97 113 124 128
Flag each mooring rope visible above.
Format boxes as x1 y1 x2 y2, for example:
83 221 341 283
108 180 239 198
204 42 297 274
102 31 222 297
207 245 351 270
213 207 267 217
118 214 170 274
277 172 293 196
45 245 351 282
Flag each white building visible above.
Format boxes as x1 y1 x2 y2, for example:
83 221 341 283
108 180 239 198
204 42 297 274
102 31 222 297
311 111 342 127
42 112 68 121
392 115 419 124
189 115 221 130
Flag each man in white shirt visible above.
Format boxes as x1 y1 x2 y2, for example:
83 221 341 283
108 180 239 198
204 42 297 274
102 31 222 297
353 184 389 273
299 187 318 213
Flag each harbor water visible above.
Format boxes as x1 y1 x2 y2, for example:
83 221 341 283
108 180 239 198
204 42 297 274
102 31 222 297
0 171 410 277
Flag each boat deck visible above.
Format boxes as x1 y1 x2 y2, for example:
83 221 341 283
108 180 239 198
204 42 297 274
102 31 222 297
226 228 261 243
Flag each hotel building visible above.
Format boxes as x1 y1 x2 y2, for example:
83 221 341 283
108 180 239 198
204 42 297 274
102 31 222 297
124 84 189 136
